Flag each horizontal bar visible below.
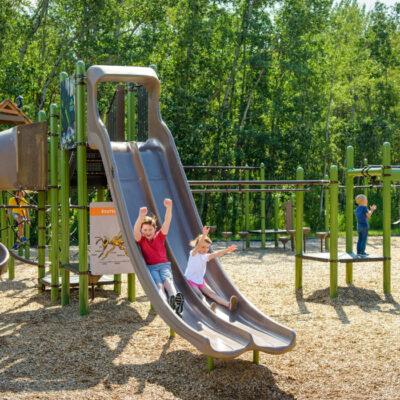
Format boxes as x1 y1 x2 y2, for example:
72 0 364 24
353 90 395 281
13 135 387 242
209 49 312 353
191 188 311 194
347 167 382 177
0 204 37 209
339 184 400 189
188 180 330 187
183 165 259 170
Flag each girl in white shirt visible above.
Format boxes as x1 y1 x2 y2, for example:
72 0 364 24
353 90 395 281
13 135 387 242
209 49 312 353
184 226 238 311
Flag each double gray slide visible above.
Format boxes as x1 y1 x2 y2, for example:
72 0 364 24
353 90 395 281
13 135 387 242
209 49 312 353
87 65 296 358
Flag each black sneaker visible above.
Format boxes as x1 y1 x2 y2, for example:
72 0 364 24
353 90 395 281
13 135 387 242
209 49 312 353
168 295 176 310
175 292 184 316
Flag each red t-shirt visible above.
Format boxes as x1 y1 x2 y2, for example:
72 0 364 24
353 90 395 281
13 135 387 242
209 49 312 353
137 230 168 265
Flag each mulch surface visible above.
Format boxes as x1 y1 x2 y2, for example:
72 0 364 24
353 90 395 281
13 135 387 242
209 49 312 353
0 237 399 399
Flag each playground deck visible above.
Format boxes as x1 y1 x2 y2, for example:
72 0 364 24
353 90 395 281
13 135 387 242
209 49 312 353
300 252 386 263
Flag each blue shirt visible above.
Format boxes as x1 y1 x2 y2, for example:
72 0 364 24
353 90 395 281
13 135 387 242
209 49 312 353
355 205 369 227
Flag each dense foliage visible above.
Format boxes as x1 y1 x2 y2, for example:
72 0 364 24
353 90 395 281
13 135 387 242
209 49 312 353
1 0 400 234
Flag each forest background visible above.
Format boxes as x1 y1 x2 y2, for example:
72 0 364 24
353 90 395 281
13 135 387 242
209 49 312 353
1 0 400 236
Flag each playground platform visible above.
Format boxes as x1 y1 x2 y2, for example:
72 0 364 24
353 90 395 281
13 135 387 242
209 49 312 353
300 252 386 263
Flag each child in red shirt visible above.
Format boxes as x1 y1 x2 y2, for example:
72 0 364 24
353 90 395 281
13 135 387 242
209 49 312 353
134 198 184 316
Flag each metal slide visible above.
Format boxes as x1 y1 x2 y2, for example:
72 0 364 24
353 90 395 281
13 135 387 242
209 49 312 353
87 65 296 358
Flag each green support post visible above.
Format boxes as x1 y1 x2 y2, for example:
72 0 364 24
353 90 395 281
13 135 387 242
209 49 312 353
4 193 14 280
49 104 60 303
329 165 339 298
363 158 369 198
345 146 354 285
169 327 175 338
38 110 47 291
245 168 250 248
0 192 8 276
253 350 260 365
260 163 266 248
207 356 214 372
126 83 136 302
324 174 330 251
60 71 71 306
126 83 136 141
295 167 304 290
76 61 89 315
382 143 391 294
24 214 30 259
0 192 6 253
274 194 279 247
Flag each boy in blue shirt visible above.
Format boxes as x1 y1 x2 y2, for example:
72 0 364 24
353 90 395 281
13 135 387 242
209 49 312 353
355 194 377 256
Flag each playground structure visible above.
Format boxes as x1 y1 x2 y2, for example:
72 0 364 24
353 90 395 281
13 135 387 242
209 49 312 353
294 144 395 298
0 62 297 369
1 61 398 369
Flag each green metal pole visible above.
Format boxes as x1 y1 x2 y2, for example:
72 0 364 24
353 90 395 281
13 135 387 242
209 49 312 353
60 73 71 306
6 193 14 280
169 327 175 338
0 192 6 249
126 83 136 141
126 83 136 302
345 146 354 285
245 168 250 248
0 192 8 277
38 110 47 292
24 212 30 259
274 194 279 247
363 158 369 198
295 167 304 290
253 350 260 365
324 174 330 251
207 356 214 372
49 103 60 303
329 165 339 298
76 60 89 316
382 143 391 294
260 163 266 248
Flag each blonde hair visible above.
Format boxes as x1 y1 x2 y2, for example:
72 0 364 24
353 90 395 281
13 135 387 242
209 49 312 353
190 234 212 248
355 194 367 205
141 215 157 229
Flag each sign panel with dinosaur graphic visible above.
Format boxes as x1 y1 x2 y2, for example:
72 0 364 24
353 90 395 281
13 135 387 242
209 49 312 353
89 202 134 274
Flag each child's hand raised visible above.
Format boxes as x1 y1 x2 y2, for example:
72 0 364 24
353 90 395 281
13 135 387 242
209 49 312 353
370 204 377 212
202 226 210 235
139 207 148 216
164 198 172 208
226 245 237 254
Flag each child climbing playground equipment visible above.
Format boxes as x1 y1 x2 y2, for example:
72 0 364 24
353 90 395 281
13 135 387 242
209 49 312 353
294 144 395 298
0 61 296 370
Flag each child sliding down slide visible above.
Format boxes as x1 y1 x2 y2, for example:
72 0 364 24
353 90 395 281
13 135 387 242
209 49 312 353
185 226 238 312
134 198 184 316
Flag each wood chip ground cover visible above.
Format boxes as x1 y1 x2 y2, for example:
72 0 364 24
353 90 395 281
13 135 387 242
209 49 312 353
0 237 399 399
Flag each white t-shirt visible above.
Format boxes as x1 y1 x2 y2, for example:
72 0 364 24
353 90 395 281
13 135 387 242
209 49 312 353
184 251 210 284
